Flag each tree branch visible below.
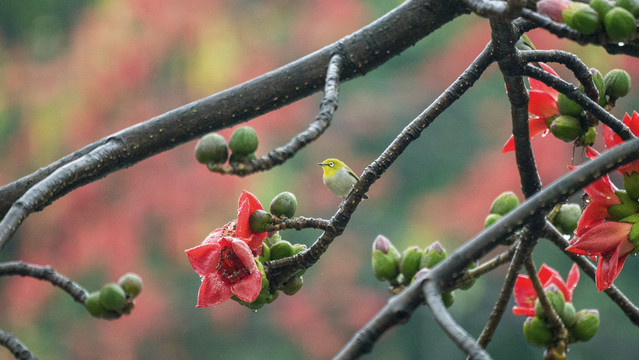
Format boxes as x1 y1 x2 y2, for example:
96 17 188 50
0 330 37 360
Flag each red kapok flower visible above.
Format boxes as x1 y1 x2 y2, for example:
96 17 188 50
603 111 639 175
566 149 636 291
512 263 579 316
186 235 262 307
502 62 560 154
236 190 267 252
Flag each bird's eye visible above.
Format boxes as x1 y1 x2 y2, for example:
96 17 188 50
328 162 334 167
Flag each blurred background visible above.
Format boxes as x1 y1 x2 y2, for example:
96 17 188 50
1 0 639 359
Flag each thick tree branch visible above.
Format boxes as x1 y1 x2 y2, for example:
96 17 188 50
0 330 37 360
0 0 468 222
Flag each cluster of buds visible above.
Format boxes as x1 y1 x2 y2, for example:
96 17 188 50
514 264 599 348
195 126 259 169
551 0 639 42
234 192 305 310
549 203 583 236
371 236 476 307
84 273 143 319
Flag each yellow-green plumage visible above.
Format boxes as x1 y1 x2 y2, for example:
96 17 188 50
318 158 367 198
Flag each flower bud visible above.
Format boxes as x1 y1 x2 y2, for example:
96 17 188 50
265 290 279 304
282 275 304 295
604 7 637 42
400 246 422 281
258 242 271 263
591 68 608 106
549 115 582 142
590 0 615 18
195 133 228 165
85 291 106 318
560 302 577 327
607 190 639 221
562 1 590 27
523 316 553 348
552 203 582 235
100 283 127 311
264 232 282 248
604 69 632 99
617 0 639 16
270 192 297 218
249 209 272 233
624 172 639 200
571 6 601 35
269 240 294 260
557 92 583 117
578 126 596 147
118 273 143 298
538 0 572 22
420 242 447 269
484 213 501 228
570 309 600 342
490 191 520 215
534 285 566 320
229 126 258 155
372 235 401 281
442 291 455 308
292 244 307 276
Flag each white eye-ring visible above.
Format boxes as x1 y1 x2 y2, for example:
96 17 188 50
328 162 334 167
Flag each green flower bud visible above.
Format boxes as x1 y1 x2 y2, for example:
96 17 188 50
590 0 615 17
604 69 632 99
249 209 271 233
549 115 582 142
624 172 639 200
399 246 422 281
120 301 135 315
571 6 601 35
604 7 637 42
442 291 454 308
258 242 271 263
534 285 566 320
562 2 590 27
570 309 600 342
557 92 583 117
560 302 577 327
419 242 447 269
553 203 582 235
100 283 127 311
85 291 106 318
118 273 143 298
265 290 279 304
607 190 639 220
264 232 282 248
490 191 520 215
578 126 597 147
292 244 307 276
372 236 401 281
269 240 294 260
484 213 501 228
591 68 608 106
270 192 297 218
616 0 639 16
523 316 553 348
195 133 228 165
229 126 258 155
282 275 304 295
458 261 478 290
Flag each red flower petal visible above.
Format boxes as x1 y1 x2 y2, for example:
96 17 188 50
512 274 536 313
565 264 580 302
567 221 632 255
185 243 221 276
501 117 549 154
197 272 234 307
529 89 559 118
595 241 632 291
235 191 266 251
502 136 516 154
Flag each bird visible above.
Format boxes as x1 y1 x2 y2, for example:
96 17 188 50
318 158 368 199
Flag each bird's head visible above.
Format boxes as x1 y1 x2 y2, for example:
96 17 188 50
318 158 344 177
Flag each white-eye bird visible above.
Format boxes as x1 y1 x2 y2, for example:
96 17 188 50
318 158 368 199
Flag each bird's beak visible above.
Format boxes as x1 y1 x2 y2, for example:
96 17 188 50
318 163 325 166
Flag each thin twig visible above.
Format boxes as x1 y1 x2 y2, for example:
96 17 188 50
523 256 567 338
266 40 497 287
267 216 330 232
455 245 515 287
208 54 344 176
0 261 89 304
424 280 491 360
0 330 37 360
